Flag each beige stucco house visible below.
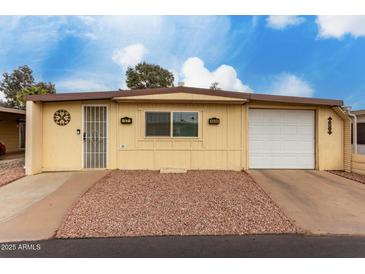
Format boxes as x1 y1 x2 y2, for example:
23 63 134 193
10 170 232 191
25 86 351 175
0 106 26 154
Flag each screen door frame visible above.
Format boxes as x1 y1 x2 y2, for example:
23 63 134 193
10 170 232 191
82 104 108 169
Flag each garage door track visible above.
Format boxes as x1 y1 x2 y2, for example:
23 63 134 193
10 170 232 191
249 170 365 235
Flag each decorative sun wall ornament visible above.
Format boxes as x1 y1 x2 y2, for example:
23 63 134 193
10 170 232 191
53 109 71 126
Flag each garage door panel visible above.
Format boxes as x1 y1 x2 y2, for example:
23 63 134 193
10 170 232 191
250 156 314 169
250 141 266 152
249 109 315 169
282 125 298 135
249 125 268 137
282 141 313 152
267 141 282 153
297 125 314 136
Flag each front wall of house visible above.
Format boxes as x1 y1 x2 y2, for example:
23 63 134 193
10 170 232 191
42 100 118 171
0 112 23 152
317 107 344 170
39 98 345 172
117 103 246 170
42 102 83 171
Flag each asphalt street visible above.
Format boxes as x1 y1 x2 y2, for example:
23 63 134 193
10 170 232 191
1 234 365 258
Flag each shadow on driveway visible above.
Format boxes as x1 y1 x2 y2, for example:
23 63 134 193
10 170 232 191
1 234 365 258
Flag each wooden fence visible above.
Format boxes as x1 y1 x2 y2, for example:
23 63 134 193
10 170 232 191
352 154 365 175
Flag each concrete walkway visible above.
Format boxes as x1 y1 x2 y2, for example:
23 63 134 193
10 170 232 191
0 171 109 242
0 172 74 223
249 170 365 235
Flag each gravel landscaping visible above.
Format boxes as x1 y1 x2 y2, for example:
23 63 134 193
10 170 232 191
57 170 298 238
329 170 365 185
0 158 25 187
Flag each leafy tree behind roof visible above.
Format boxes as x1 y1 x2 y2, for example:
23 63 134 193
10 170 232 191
0 65 55 109
125 62 174 90
16 86 52 109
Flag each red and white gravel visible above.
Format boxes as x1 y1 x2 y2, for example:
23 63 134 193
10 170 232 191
56 170 298 238
0 159 25 187
329 170 365 185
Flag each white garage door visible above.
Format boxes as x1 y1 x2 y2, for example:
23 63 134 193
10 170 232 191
249 109 315 169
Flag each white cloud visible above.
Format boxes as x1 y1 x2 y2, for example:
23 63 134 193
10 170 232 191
56 78 110 92
266 16 305 30
0 16 237 92
0 91 5 101
112 43 148 70
269 73 314 97
180 57 252 92
316 16 365 39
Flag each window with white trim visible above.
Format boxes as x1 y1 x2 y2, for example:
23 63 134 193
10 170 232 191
145 111 198 137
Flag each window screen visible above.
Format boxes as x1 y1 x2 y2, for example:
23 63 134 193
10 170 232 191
173 112 198 137
358 123 365 145
145 112 171 136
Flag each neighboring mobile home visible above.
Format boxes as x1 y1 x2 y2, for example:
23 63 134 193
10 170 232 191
353 110 365 154
0 106 26 154
25 87 351 175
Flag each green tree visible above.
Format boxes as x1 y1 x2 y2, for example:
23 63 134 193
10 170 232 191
125 62 174 90
0 65 56 109
33 82 56 94
16 86 50 109
0 65 34 108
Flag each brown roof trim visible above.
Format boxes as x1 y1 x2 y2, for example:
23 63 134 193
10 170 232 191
27 90 122 102
0 106 26 115
26 86 343 106
27 87 248 102
249 93 343 106
115 86 250 99
113 99 247 105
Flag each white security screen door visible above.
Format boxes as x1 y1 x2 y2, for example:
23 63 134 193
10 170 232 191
83 106 107 168
249 109 315 169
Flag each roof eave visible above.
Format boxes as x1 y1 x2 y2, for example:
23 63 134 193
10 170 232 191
112 97 248 104
0 106 26 115
26 86 343 107
249 94 343 107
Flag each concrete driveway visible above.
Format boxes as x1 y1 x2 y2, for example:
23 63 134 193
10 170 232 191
0 171 109 242
248 170 365 235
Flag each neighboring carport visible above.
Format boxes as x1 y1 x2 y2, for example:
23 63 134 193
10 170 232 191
0 106 26 154
249 170 365 235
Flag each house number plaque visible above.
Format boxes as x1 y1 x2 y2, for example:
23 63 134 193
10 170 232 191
208 117 220 125
121 117 132 124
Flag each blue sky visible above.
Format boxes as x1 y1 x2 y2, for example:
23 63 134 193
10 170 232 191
0 15 365 109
